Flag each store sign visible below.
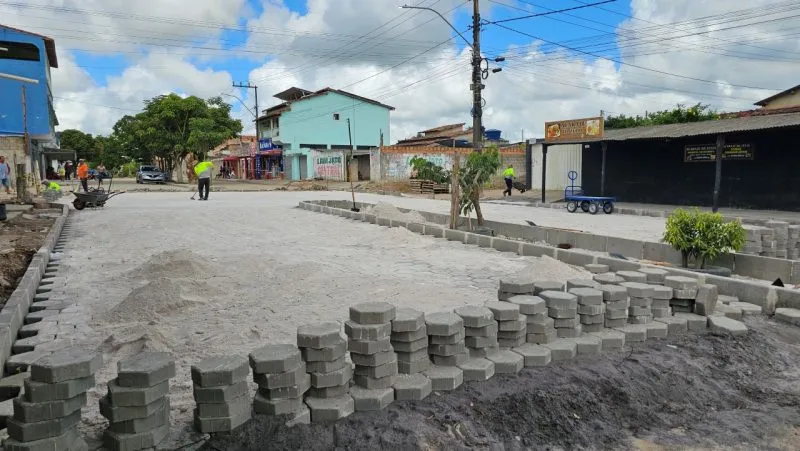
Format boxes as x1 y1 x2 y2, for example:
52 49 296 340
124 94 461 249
544 117 603 143
258 138 274 151
684 143 754 162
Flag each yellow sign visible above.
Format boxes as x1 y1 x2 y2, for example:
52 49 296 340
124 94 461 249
544 117 604 143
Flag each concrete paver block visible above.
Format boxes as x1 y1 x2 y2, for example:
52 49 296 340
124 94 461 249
397 357 430 374
497 315 525 332
108 380 169 407
423 365 463 391
349 386 394 411
100 397 168 423
286 406 311 427
664 276 699 290
534 281 564 294
574 335 602 355
353 358 397 379
305 395 354 423
600 285 628 302
655 317 688 336
539 291 578 309
526 316 555 331
117 352 175 388
585 264 609 274
310 365 353 388
454 306 495 327
348 337 392 355
349 302 396 325
391 327 427 342
556 325 582 338
483 302 519 321
297 322 343 349
569 288 604 305
395 348 428 362
194 404 250 433
590 329 625 350
566 279 601 291
582 323 604 333
694 284 719 316
428 331 465 345
628 315 652 325
652 307 672 318
604 318 627 328
258 373 310 400
594 273 625 284
549 307 577 319
301 340 347 362
644 322 668 339
486 349 523 374
249 344 301 374
708 316 748 337
674 313 708 332
392 308 425 332
30 347 101 384
499 275 535 294
391 337 427 353
11 335 56 354
191 355 249 387
728 302 762 316
512 343 551 367
306 357 347 374
469 346 499 358
617 271 647 283
507 295 547 315
673 288 699 300
344 321 392 341
775 308 800 326
307 384 348 399
652 286 673 300
12 392 86 423
253 392 303 416
2 427 80 451
431 351 468 366
110 399 170 434
353 374 396 390
7 409 81 442
464 323 498 337
638 267 668 284
614 324 648 342
544 339 577 361
351 350 394 367
718 294 739 304
103 422 169 451
527 329 557 344
428 342 466 357
24 375 94 403
457 358 495 381
424 312 464 336
620 282 655 298
577 304 605 315
254 363 306 389
629 306 652 316
393 374 432 401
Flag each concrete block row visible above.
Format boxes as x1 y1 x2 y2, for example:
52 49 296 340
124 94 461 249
297 322 354 423
191 355 251 435
347 303 397 412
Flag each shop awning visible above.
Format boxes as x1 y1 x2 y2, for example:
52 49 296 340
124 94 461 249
223 156 238 161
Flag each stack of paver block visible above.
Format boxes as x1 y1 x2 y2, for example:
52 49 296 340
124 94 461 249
637 268 668 286
191 355 251 434
600 285 629 329
454 305 496 381
346 302 397 412
485 301 525 348
789 225 800 260
566 279 601 290
391 308 432 401
534 281 564 295
766 220 790 259
422 313 464 391
585 264 609 274
666 276 699 313
498 275 534 301
4 347 99 451
569 288 605 333
249 344 309 425
594 273 625 285
742 226 766 255
539 290 581 338
617 271 648 284
507 294 554 344
297 322 354 422
761 227 776 258
651 285 674 318
621 282 653 324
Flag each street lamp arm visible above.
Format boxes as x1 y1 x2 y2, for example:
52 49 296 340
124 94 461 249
221 93 255 118
401 5 473 49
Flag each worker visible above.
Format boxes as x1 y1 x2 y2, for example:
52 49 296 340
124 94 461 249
0 155 10 194
502 164 515 197
76 159 90 192
57 164 66 180
193 158 214 201
41 180 61 192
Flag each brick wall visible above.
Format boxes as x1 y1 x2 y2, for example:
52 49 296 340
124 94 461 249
0 136 28 187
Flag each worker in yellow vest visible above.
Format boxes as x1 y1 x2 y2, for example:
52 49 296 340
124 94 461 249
193 159 214 201
42 180 61 192
502 164 515 197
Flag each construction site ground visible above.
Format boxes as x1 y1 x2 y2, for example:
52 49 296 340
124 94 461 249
0 206 55 303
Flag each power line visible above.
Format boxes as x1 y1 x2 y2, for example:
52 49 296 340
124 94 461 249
488 0 617 25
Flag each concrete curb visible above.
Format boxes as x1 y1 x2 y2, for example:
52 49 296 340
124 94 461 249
299 200 800 313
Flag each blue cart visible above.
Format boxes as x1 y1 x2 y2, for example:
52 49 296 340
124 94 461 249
564 171 616 215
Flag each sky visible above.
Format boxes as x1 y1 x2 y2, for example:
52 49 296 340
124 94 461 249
3 0 799 144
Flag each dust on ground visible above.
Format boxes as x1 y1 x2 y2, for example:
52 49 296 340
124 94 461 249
367 201 428 224
203 316 800 451
0 208 56 302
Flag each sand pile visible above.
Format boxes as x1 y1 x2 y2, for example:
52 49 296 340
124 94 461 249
126 249 209 280
368 201 428 223
526 255 592 281
103 278 200 323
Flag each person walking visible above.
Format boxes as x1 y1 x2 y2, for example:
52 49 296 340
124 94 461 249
502 164 515 197
57 164 65 181
0 155 11 195
64 161 73 180
76 159 89 192
96 162 107 186
193 158 214 201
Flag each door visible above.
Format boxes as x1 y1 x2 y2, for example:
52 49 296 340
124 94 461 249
299 155 308 179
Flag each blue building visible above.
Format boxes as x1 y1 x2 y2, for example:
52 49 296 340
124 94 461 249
0 24 59 184
256 87 393 181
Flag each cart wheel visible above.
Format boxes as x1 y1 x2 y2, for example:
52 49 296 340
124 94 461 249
73 199 86 210
567 201 578 213
580 201 590 212
603 201 614 214
588 202 599 215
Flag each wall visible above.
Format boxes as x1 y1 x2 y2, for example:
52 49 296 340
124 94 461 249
0 28 54 138
531 143 582 191
581 127 800 210
312 149 345 180
378 146 526 185
762 90 800 110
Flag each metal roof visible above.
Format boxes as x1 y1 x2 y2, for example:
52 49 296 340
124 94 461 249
549 112 800 144
0 24 58 68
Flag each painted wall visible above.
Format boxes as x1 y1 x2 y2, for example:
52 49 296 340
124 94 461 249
312 150 345 180
0 28 55 138
531 143 582 191
762 90 800 110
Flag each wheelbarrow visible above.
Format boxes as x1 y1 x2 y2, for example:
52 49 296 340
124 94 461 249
72 175 125 210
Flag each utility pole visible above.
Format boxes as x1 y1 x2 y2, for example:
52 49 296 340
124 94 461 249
471 0 482 153
232 82 259 140
19 86 29 201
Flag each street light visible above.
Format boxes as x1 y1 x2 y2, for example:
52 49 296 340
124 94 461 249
221 93 255 118
400 5 473 48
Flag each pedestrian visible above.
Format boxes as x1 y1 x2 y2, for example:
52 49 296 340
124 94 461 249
96 162 106 186
57 164 65 181
502 164 515 197
77 159 89 192
0 155 11 194
64 161 72 180
193 158 214 201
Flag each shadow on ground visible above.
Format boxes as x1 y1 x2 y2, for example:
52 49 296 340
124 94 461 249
200 316 800 451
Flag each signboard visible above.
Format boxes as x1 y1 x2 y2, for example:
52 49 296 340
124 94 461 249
544 116 603 143
684 143 754 162
258 138 274 151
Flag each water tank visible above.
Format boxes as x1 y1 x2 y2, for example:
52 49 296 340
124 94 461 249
485 129 502 141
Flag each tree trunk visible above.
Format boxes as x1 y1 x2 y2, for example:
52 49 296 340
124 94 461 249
449 157 460 230
473 191 484 226
681 251 689 268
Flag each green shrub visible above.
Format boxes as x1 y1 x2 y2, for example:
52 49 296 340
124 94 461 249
409 156 450 185
663 208 745 268
458 147 502 224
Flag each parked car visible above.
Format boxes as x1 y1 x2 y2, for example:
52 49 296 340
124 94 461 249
136 165 166 184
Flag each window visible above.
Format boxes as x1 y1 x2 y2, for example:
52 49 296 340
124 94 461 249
0 41 40 62
331 145 350 150
356 146 374 151
333 113 340 120
300 144 328 150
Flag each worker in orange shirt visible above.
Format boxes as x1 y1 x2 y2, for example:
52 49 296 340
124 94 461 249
76 159 90 192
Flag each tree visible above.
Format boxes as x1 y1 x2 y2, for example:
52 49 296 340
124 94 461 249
663 209 746 269
458 147 502 226
605 103 720 129
409 156 450 184
58 129 96 161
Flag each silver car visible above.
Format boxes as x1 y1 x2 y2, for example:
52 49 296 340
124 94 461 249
136 165 166 184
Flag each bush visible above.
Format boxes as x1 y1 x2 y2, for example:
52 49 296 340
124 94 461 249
663 209 746 268
458 147 502 224
409 156 450 185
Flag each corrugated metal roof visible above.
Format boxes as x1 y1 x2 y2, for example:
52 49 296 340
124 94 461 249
550 112 800 144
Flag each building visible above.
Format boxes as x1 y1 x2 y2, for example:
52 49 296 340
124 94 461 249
0 24 59 187
256 87 394 181
207 136 257 180
754 84 800 110
395 123 510 147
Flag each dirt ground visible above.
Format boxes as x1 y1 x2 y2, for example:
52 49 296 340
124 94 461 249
202 316 800 451
0 209 56 302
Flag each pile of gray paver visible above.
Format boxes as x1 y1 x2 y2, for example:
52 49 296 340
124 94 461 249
789 225 800 260
621 282 653 324
600 284 629 329
103 352 174 450
192 355 251 434
391 308 432 401
507 293 553 345
422 312 464 391
347 302 397 412
742 225 766 255
766 220 790 259
250 344 309 425
487 300 526 349
539 289 581 338
666 276 699 314
4 347 99 451
298 322 354 422
454 305 496 381
569 287 605 333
